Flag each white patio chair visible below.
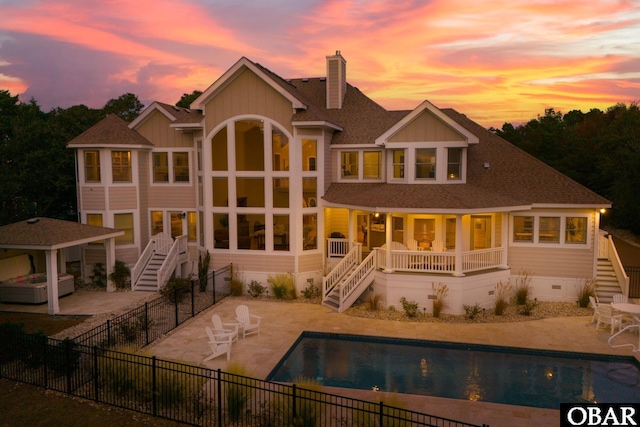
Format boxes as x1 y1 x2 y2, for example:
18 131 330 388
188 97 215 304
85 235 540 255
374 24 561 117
204 326 233 361
589 295 599 323
595 305 624 335
431 239 444 252
235 304 262 339
612 294 628 304
211 313 239 343
407 239 418 251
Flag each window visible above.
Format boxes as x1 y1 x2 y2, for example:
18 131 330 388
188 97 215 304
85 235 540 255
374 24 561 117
446 218 456 249
539 217 560 243
212 127 228 171
238 214 265 250
187 212 197 242
153 153 169 182
341 151 358 178
447 148 462 180
302 139 317 171
213 214 229 249
151 211 163 235
273 214 289 251
565 217 587 244
414 219 435 248
87 214 103 244
112 151 132 182
173 152 189 182
363 151 381 179
235 120 264 171
303 177 317 208
236 178 265 207
392 150 404 179
212 178 228 207
114 213 134 244
513 216 534 242
272 127 289 171
170 212 183 238
84 151 100 182
303 214 317 250
416 148 436 179
273 178 289 208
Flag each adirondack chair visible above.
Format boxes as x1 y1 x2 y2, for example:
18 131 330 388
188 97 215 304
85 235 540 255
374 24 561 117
204 326 233 361
235 305 261 339
211 313 239 343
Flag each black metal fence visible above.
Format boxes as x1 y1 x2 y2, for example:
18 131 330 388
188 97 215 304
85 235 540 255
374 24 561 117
0 333 487 427
72 265 233 348
627 266 640 298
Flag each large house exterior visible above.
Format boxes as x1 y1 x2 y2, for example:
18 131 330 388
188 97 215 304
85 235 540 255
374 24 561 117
68 52 626 315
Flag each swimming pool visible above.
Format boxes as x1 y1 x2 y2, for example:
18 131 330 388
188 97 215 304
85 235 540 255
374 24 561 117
267 332 640 409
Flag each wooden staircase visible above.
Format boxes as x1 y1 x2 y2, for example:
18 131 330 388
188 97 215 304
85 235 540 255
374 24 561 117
135 253 167 292
322 265 357 311
596 258 623 303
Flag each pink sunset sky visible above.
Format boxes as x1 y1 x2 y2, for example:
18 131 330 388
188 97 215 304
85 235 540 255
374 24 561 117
1 0 639 127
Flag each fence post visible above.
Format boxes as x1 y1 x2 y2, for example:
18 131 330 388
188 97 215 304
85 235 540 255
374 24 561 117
191 279 195 317
174 288 179 328
292 384 297 422
144 302 149 346
379 401 384 426
152 356 157 416
42 336 48 389
107 319 111 347
217 369 223 427
65 339 72 394
212 270 216 305
93 346 99 402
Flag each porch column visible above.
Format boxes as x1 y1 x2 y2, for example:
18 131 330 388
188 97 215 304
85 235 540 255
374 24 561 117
453 214 464 276
105 237 116 292
384 213 393 272
348 210 355 243
58 248 67 275
500 212 509 269
46 249 60 315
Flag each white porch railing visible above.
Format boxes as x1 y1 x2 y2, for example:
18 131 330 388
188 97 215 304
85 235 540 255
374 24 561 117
374 247 504 275
327 238 351 257
131 232 174 288
600 230 630 296
156 235 189 290
323 242 361 297
338 250 376 312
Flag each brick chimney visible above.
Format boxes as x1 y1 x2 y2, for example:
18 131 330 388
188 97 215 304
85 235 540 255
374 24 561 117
326 51 346 109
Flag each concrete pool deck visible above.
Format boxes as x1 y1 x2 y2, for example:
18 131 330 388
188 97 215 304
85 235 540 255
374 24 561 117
144 297 640 427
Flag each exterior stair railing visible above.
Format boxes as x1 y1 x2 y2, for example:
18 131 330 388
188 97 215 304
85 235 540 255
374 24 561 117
323 242 361 299
156 235 188 290
599 230 630 296
337 250 377 312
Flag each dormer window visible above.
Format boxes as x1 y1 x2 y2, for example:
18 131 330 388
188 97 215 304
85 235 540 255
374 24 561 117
341 151 358 178
415 148 436 179
447 148 462 180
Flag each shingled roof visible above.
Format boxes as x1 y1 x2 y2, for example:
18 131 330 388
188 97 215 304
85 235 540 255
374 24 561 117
67 114 152 147
0 218 123 250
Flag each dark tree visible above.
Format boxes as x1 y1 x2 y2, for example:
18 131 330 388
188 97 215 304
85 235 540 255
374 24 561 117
176 90 202 108
102 93 144 122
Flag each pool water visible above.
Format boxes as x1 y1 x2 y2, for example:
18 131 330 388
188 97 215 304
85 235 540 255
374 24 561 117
267 332 640 409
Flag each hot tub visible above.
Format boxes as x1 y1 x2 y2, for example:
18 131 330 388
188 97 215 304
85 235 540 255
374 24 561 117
0 273 75 304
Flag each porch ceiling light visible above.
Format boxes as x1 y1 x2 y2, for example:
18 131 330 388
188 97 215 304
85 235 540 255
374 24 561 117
600 208 606 214
374 212 380 218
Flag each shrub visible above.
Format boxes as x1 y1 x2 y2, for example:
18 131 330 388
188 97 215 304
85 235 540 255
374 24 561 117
90 262 107 288
520 300 537 316
247 280 267 298
230 265 244 296
117 312 153 343
197 250 211 292
108 260 130 290
366 294 382 311
301 281 321 299
576 277 597 308
431 282 448 318
463 303 482 319
225 362 253 423
494 279 512 316
269 377 323 427
399 297 419 318
513 270 533 305
0 322 27 363
268 273 296 300
161 277 192 303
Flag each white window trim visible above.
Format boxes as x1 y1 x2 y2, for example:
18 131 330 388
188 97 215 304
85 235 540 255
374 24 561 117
150 149 193 185
338 149 384 182
510 213 591 247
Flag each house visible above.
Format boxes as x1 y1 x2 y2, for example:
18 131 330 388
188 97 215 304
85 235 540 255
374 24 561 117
68 51 627 315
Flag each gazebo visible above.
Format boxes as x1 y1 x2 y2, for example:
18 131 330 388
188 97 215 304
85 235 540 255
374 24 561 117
0 218 123 314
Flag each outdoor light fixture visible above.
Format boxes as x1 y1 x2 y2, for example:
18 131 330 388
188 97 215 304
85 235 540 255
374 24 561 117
600 208 606 214
374 212 380 218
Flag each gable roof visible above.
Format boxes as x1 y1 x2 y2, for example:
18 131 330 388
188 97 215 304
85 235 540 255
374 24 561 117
128 101 203 130
0 218 123 250
67 114 153 148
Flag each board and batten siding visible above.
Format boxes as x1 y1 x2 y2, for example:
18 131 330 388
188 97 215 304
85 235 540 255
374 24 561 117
81 186 106 210
508 246 594 278
135 111 194 148
388 109 465 143
210 253 295 273
204 68 293 136
109 187 138 210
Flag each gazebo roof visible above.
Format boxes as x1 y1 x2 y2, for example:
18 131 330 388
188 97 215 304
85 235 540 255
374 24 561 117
0 218 123 250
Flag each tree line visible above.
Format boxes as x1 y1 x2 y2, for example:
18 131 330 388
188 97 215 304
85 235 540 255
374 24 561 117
494 103 640 234
1 91 637 234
